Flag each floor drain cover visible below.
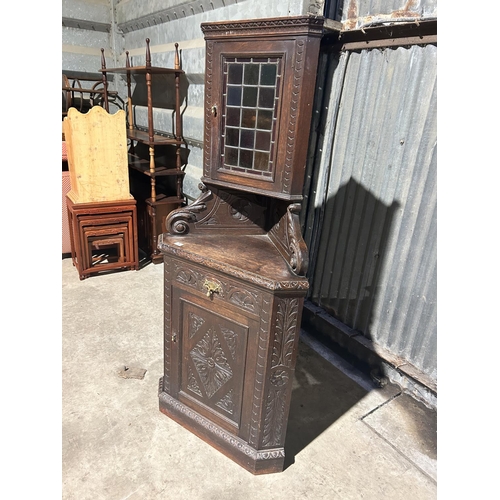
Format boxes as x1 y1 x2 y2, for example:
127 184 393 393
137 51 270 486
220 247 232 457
118 366 147 380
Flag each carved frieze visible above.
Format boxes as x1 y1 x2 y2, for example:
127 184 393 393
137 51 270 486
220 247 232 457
167 251 309 292
159 389 285 462
201 16 324 38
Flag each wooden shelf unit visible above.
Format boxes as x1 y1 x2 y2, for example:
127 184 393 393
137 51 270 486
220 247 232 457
100 39 187 262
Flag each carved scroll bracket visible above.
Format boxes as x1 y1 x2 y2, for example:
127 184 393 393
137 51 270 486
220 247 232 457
164 183 212 235
268 202 309 277
287 203 309 276
164 183 268 237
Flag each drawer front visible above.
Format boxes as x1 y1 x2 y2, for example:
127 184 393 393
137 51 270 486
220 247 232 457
171 259 265 317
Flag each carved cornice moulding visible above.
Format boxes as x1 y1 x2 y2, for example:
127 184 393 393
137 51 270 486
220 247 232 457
201 15 325 39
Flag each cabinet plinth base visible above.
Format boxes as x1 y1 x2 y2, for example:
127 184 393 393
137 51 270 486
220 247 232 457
158 381 285 475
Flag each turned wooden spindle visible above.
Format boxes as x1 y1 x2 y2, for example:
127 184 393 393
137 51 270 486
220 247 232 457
150 145 156 202
125 51 133 130
144 39 156 201
145 38 152 68
100 48 109 112
174 42 180 70
144 39 155 145
174 68 182 139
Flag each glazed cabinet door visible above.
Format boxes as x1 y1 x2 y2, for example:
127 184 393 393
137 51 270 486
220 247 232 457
201 18 323 200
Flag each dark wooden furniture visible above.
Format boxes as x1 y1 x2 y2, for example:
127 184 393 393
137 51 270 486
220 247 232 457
66 197 139 280
158 16 324 474
100 40 187 263
62 72 120 118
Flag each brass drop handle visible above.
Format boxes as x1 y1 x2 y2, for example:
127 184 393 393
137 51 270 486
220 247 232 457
211 105 217 117
204 279 221 297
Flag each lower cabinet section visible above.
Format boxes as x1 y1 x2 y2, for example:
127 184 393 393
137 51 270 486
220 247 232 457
158 244 308 474
158 389 287 474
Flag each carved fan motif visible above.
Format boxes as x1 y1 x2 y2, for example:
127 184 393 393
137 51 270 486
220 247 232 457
187 366 203 396
216 389 235 414
188 312 205 339
220 326 238 359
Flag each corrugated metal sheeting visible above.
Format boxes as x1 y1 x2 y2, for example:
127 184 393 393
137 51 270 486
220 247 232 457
303 42 437 384
336 0 438 28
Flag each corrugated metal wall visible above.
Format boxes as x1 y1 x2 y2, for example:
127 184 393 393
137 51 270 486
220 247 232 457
336 0 438 28
62 0 114 73
303 42 437 385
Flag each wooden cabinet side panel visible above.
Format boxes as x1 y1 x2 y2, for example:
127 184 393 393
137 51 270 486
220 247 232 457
257 295 305 450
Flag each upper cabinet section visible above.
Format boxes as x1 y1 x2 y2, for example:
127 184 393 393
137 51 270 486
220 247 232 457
201 16 324 201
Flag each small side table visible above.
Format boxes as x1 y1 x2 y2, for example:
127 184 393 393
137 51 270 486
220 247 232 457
66 196 139 280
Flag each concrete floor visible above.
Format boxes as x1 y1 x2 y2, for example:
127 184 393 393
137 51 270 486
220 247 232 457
62 257 437 500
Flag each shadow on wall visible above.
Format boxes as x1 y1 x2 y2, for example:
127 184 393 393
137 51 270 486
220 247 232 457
283 178 402 467
292 177 438 465
303 177 400 384
128 71 190 139
131 72 189 110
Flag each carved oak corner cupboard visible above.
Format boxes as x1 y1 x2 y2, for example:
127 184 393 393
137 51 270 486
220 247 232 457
158 16 324 474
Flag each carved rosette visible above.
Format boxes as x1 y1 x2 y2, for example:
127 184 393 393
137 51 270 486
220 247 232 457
190 327 233 398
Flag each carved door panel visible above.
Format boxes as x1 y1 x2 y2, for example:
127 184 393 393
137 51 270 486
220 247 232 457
171 287 259 434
